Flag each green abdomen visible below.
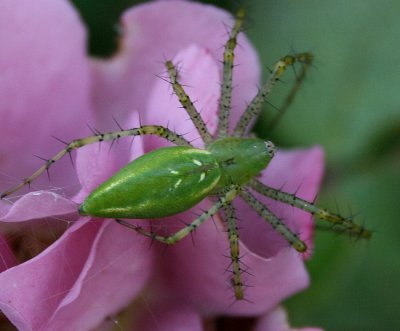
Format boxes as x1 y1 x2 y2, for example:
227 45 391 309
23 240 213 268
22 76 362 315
79 146 221 219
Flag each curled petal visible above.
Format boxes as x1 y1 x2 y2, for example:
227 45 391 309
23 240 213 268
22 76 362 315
45 220 155 331
0 219 155 331
0 192 78 222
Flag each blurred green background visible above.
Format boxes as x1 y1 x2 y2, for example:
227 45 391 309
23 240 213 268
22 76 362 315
71 0 400 330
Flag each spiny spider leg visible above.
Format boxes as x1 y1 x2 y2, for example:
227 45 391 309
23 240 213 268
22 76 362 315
267 55 313 131
248 179 372 239
239 187 307 253
115 185 240 244
166 60 213 145
217 9 245 138
223 202 244 299
233 53 313 137
0 125 192 199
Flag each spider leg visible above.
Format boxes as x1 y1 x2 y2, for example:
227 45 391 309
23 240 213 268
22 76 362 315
233 53 313 137
223 202 245 300
239 187 307 253
166 60 213 145
267 56 313 131
1 125 192 199
217 9 245 138
248 179 372 239
115 184 240 244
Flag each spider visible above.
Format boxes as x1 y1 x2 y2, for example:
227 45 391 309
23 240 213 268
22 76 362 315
0 9 371 300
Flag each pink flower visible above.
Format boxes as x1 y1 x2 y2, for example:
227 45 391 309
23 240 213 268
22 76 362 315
0 0 324 330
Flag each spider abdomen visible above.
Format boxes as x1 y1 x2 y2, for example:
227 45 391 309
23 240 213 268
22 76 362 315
79 146 221 219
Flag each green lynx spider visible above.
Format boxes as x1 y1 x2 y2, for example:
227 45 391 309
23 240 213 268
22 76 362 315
1 9 371 300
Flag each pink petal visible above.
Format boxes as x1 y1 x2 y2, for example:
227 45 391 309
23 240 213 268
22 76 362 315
261 147 324 201
149 201 308 316
90 0 260 129
0 0 326 328
0 0 93 197
0 219 155 331
0 219 100 330
0 192 78 222
254 306 323 331
45 220 155 331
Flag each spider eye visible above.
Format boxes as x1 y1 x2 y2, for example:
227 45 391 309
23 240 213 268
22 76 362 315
264 141 275 158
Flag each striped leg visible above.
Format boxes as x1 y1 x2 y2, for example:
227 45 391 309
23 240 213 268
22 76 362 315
1 125 192 199
239 187 307 253
217 9 245 138
166 60 213 145
115 185 240 245
267 54 313 131
223 202 245 300
233 53 313 137
248 179 372 239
